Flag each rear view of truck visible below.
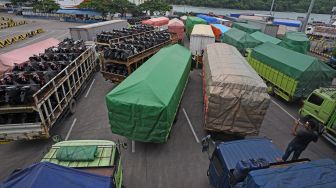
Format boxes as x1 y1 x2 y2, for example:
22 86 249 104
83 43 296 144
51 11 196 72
248 42 336 102
41 140 123 188
0 39 97 142
206 138 336 188
203 43 270 136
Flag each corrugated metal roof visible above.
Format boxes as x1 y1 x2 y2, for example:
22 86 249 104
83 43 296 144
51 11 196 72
218 138 284 170
56 9 102 16
71 20 127 29
41 140 117 168
191 24 215 38
273 19 301 27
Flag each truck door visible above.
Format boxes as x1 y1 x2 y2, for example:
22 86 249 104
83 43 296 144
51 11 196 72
208 150 226 188
305 93 330 123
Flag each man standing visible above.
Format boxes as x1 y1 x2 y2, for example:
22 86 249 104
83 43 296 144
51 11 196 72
282 118 319 161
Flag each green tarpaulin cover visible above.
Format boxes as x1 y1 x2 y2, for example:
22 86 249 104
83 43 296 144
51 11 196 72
279 31 310 54
250 31 282 45
222 28 262 52
251 42 336 98
186 16 207 37
56 146 98 161
232 22 261 34
105 44 192 143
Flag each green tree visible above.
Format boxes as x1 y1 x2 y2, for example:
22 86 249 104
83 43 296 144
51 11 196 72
110 0 134 17
32 0 60 13
10 0 27 5
79 0 113 17
140 0 172 15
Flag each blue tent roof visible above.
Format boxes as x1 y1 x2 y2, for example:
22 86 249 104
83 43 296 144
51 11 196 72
244 159 336 188
211 24 230 34
56 9 102 16
196 14 217 24
273 19 301 27
217 138 284 170
2 162 113 188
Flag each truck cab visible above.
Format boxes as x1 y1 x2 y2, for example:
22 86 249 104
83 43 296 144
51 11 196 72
206 138 336 188
41 140 123 188
299 88 336 145
207 138 284 188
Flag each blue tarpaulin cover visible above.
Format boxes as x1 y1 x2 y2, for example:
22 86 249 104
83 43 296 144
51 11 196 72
197 14 218 24
56 9 102 16
1 162 113 188
273 19 301 27
243 159 336 188
212 24 230 34
218 138 284 170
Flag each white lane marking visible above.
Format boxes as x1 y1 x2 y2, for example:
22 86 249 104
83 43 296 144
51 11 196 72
65 118 77 141
84 79 96 98
131 140 135 153
271 100 296 120
183 108 200 143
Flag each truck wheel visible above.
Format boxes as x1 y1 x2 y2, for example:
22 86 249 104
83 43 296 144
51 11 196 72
69 99 76 115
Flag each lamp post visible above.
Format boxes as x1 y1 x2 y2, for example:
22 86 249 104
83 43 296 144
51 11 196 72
301 0 316 32
270 0 275 15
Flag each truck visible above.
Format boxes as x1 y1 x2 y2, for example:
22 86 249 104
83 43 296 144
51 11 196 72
248 42 336 102
41 140 124 188
100 32 178 83
203 43 270 136
2 140 125 188
105 44 191 143
203 138 336 188
299 88 336 145
69 20 128 41
0 41 98 143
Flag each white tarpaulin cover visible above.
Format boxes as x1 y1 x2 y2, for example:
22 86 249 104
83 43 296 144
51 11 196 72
190 24 215 55
203 43 270 136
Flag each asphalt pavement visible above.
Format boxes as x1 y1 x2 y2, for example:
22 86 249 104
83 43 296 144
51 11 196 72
0 13 335 187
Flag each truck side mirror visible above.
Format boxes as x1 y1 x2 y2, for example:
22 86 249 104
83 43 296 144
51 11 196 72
51 135 63 143
201 135 211 153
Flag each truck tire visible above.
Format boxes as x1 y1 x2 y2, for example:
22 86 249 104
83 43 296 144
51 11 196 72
69 99 76 115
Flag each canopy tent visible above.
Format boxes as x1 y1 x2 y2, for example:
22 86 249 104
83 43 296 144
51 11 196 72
221 28 262 52
196 14 217 24
244 159 336 188
186 16 207 37
232 22 261 34
279 31 310 54
250 31 282 45
141 17 169 27
168 18 185 40
273 19 301 27
211 24 230 41
0 38 59 75
56 9 102 16
1 162 113 188
106 44 192 143
251 42 336 98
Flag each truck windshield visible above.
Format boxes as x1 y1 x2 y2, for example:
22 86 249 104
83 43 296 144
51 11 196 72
308 94 324 106
212 151 224 176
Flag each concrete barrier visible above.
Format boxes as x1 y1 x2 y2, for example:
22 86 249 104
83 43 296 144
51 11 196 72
0 28 44 48
0 17 28 30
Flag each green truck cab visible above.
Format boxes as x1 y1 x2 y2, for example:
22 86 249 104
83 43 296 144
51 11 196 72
299 88 336 145
41 140 123 188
